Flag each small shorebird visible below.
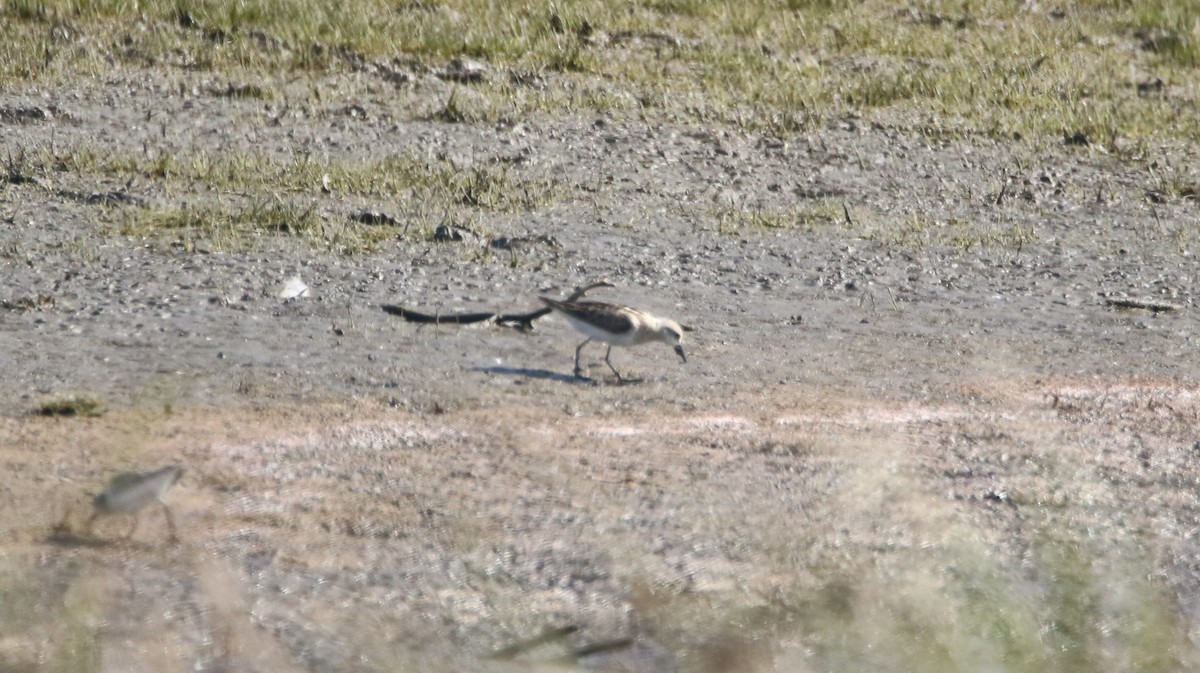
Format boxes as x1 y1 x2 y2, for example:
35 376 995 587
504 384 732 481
539 296 686 382
87 465 183 541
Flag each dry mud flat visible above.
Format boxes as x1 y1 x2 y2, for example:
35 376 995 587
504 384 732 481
1 67 1200 671
6 383 1200 673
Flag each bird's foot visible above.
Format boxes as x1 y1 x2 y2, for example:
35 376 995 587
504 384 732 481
608 368 644 385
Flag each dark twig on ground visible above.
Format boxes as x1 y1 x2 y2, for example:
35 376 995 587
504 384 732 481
1104 297 1180 313
379 305 496 324
382 280 615 330
488 625 579 660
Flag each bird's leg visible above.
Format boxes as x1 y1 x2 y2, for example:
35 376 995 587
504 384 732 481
160 501 178 542
573 338 592 378
603 344 626 382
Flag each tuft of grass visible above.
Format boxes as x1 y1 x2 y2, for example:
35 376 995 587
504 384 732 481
2 146 40 185
865 214 1036 252
121 198 351 252
424 88 472 123
712 202 847 235
33 395 105 417
211 81 276 99
1132 0 1200 66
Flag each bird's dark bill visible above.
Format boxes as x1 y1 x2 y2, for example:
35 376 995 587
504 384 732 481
674 344 686 363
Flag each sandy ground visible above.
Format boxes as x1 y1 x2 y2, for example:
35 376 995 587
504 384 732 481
2 65 1200 672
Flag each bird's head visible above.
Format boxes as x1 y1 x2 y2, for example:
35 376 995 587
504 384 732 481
659 320 686 363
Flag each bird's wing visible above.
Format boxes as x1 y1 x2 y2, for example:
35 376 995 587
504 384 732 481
571 302 635 333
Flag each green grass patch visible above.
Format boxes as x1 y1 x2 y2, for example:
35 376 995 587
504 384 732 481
2 0 1198 141
120 198 372 253
30 144 562 213
9 141 565 251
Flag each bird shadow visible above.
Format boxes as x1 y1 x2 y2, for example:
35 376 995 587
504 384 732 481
44 526 110 548
473 366 589 384
474 366 646 386
44 530 178 549
44 520 179 549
